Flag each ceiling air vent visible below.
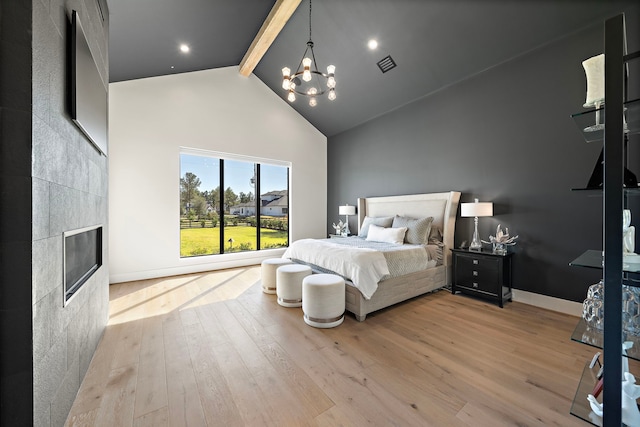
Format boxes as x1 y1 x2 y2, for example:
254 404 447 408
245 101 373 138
377 55 397 73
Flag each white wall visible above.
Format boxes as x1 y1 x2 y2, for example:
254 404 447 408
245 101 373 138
109 67 327 283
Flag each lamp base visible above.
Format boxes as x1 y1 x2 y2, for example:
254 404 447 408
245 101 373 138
343 215 351 236
469 217 482 251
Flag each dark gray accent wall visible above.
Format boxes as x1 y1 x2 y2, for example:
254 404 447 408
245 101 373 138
328 6 639 303
1 0 110 425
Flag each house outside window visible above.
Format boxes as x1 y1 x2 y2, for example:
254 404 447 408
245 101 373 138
179 148 289 257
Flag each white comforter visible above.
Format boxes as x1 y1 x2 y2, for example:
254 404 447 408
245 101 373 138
282 238 390 299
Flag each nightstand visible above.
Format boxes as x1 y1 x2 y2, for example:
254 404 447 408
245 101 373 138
329 234 349 238
451 248 513 307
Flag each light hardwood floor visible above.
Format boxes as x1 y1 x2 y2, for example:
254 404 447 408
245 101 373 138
65 265 598 426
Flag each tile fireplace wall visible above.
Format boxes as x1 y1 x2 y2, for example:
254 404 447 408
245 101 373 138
1 1 110 425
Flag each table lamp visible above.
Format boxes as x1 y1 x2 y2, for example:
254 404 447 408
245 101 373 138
460 198 493 251
339 204 356 236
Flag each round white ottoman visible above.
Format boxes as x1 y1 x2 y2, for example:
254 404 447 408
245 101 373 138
261 258 293 294
277 264 312 307
302 274 345 328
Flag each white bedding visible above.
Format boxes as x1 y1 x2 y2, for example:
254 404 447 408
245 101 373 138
282 238 389 299
282 237 436 299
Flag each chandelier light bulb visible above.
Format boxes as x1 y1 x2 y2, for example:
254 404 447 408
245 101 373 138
307 87 318 95
282 67 291 90
309 97 317 107
326 65 335 75
302 57 312 82
328 88 336 101
327 76 336 89
287 91 296 102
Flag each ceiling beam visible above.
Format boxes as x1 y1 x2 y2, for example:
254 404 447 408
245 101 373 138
239 0 302 77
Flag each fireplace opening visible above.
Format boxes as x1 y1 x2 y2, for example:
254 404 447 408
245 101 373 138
64 225 103 306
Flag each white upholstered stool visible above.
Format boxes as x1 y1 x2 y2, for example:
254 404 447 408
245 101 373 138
302 274 345 328
261 258 293 294
276 264 312 307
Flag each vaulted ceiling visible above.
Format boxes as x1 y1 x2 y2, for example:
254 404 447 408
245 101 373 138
107 0 637 137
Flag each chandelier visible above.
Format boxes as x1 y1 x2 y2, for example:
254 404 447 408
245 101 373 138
281 0 336 107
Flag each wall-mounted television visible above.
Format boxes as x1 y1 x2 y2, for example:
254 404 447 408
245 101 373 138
71 10 108 156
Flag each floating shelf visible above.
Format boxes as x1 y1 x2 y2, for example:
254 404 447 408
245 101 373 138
570 362 602 426
570 250 640 281
571 318 640 361
571 98 640 143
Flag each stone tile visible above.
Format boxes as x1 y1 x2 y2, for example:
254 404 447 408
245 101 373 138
0 0 32 47
0 240 31 309
32 0 53 124
33 289 52 363
32 178 51 241
0 108 31 177
33 331 67 426
0 39 31 112
0 369 34 425
51 356 80 427
32 235 61 304
32 116 67 185
0 175 31 243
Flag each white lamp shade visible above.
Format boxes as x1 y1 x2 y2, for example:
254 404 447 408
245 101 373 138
582 54 604 107
461 202 493 217
339 205 356 216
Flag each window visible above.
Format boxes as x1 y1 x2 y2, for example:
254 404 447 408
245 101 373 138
179 149 289 257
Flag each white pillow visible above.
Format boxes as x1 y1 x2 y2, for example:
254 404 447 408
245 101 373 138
366 224 407 245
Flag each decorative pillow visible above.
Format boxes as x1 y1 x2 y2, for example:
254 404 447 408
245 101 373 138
392 215 434 244
358 216 394 238
366 224 407 245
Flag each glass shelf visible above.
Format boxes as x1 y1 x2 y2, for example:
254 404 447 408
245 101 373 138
570 250 640 277
570 187 640 194
571 318 640 361
571 98 640 143
570 361 602 426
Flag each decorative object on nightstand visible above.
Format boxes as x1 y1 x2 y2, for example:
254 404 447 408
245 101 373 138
482 224 518 255
339 204 356 236
460 198 493 251
450 248 512 307
331 219 345 237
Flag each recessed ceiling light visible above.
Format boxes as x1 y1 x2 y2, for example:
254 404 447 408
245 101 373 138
180 44 190 53
368 39 378 50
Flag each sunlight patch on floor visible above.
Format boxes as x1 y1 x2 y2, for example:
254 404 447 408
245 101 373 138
108 266 261 325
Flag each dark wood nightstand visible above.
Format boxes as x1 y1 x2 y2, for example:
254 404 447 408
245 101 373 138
451 248 513 307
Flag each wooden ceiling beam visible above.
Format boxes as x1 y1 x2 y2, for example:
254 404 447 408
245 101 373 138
239 0 302 77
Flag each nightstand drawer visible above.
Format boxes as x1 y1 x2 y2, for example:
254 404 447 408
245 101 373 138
456 256 499 282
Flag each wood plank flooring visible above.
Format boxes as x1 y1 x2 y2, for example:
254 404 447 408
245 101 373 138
65 265 599 426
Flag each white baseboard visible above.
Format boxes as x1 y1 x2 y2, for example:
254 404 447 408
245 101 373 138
512 289 582 317
109 249 285 284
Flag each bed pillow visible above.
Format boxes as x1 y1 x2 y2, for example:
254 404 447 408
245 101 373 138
358 216 394 238
366 224 407 245
392 215 434 244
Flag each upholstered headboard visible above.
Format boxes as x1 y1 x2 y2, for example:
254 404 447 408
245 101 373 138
357 191 461 266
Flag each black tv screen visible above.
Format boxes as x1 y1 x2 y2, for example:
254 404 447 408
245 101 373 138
71 10 108 156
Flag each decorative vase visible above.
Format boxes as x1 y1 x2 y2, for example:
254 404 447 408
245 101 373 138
623 285 640 336
492 242 507 255
583 279 605 331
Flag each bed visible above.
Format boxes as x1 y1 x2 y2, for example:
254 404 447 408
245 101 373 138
283 191 461 321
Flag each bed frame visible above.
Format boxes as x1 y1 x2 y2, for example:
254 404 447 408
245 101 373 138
345 191 461 321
